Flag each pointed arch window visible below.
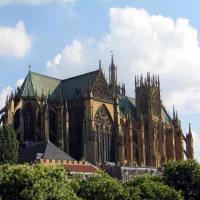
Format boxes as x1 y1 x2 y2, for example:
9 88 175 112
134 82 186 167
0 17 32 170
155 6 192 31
94 105 114 163
152 94 158 116
140 95 148 115
23 101 34 142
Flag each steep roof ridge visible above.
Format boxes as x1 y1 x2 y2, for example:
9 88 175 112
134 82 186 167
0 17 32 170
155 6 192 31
62 69 99 82
91 68 104 90
30 71 61 81
21 72 35 96
161 104 172 121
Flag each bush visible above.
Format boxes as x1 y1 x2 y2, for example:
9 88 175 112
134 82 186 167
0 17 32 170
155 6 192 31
0 164 80 200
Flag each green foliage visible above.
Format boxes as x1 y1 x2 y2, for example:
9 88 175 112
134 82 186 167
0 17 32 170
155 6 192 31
163 159 200 200
0 124 19 164
124 174 183 200
0 163 80 200
1 159 199 200
77 171 129 200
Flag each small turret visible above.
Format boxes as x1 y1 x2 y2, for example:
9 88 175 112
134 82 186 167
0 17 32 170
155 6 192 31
176 111 178 120
186 123 194 159
189 123 192 135
135 72 160 89
109 52 117 96
179 120 182 131
99 60 102 70
173 105 175 120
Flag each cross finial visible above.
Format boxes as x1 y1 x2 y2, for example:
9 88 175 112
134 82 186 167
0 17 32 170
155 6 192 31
29 65 31 72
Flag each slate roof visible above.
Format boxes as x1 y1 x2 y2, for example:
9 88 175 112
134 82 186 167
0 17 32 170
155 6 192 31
61 70 99 99
118 96 136 119
18 141 74 163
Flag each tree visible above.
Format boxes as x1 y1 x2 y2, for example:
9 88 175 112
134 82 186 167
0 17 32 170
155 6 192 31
123 175 183 200
0 164 80 200
77 171 130 200
0 124 19 164
163 159 200 200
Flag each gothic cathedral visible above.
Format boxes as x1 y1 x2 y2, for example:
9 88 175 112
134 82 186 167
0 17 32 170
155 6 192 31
0 56 194 167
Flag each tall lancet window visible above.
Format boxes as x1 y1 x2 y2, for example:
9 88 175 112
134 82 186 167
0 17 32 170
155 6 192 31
94 105 114 163
23 101 34 142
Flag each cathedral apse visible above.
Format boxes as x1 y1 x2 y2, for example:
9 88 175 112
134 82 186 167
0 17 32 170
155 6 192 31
0 55 194 167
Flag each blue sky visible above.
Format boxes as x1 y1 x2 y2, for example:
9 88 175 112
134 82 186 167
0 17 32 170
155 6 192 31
0 0 200 159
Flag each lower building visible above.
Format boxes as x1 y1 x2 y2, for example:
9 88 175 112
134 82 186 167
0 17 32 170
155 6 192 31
18 140 99 177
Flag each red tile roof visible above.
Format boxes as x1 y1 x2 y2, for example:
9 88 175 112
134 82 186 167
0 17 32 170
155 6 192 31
63 164 98 173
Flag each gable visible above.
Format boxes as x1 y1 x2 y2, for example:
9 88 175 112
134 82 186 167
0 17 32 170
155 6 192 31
92 69 111 100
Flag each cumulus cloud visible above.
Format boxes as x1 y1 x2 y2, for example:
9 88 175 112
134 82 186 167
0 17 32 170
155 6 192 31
15 79 24 88
0 79 24 110
0 87 12 110
0 21 32 58
46 7 200 114
46 39 96 78
0 0 77 5
192 130 200 162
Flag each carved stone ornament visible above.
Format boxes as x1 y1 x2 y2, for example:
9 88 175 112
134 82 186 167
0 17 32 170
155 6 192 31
94 105 112 134
93 71 111 100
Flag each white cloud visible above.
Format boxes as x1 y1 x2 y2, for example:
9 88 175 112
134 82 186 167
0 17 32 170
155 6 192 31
165 88 200 113
45 7 200 159
0 0 77 5
192 130 200 162
0 86 12 110
46 7 200 114
46 39 96 78
0 21 32 58
0 79 24 111
15 79 24 88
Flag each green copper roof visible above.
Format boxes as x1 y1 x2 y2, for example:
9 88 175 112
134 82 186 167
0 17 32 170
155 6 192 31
21 72 61 99
118 96 136 118
21 70 99 100
62 70 99 99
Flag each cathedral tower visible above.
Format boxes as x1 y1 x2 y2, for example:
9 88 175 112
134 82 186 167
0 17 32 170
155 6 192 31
135 73 163 167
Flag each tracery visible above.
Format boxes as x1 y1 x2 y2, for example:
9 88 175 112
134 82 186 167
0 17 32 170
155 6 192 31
94 105 114 163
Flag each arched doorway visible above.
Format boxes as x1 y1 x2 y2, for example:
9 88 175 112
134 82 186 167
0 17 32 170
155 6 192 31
94 105 115 163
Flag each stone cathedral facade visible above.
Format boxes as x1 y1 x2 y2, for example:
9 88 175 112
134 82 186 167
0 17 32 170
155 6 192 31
0 56 194 167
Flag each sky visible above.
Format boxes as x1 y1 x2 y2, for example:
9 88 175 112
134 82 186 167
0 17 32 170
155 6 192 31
0 0 200 160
